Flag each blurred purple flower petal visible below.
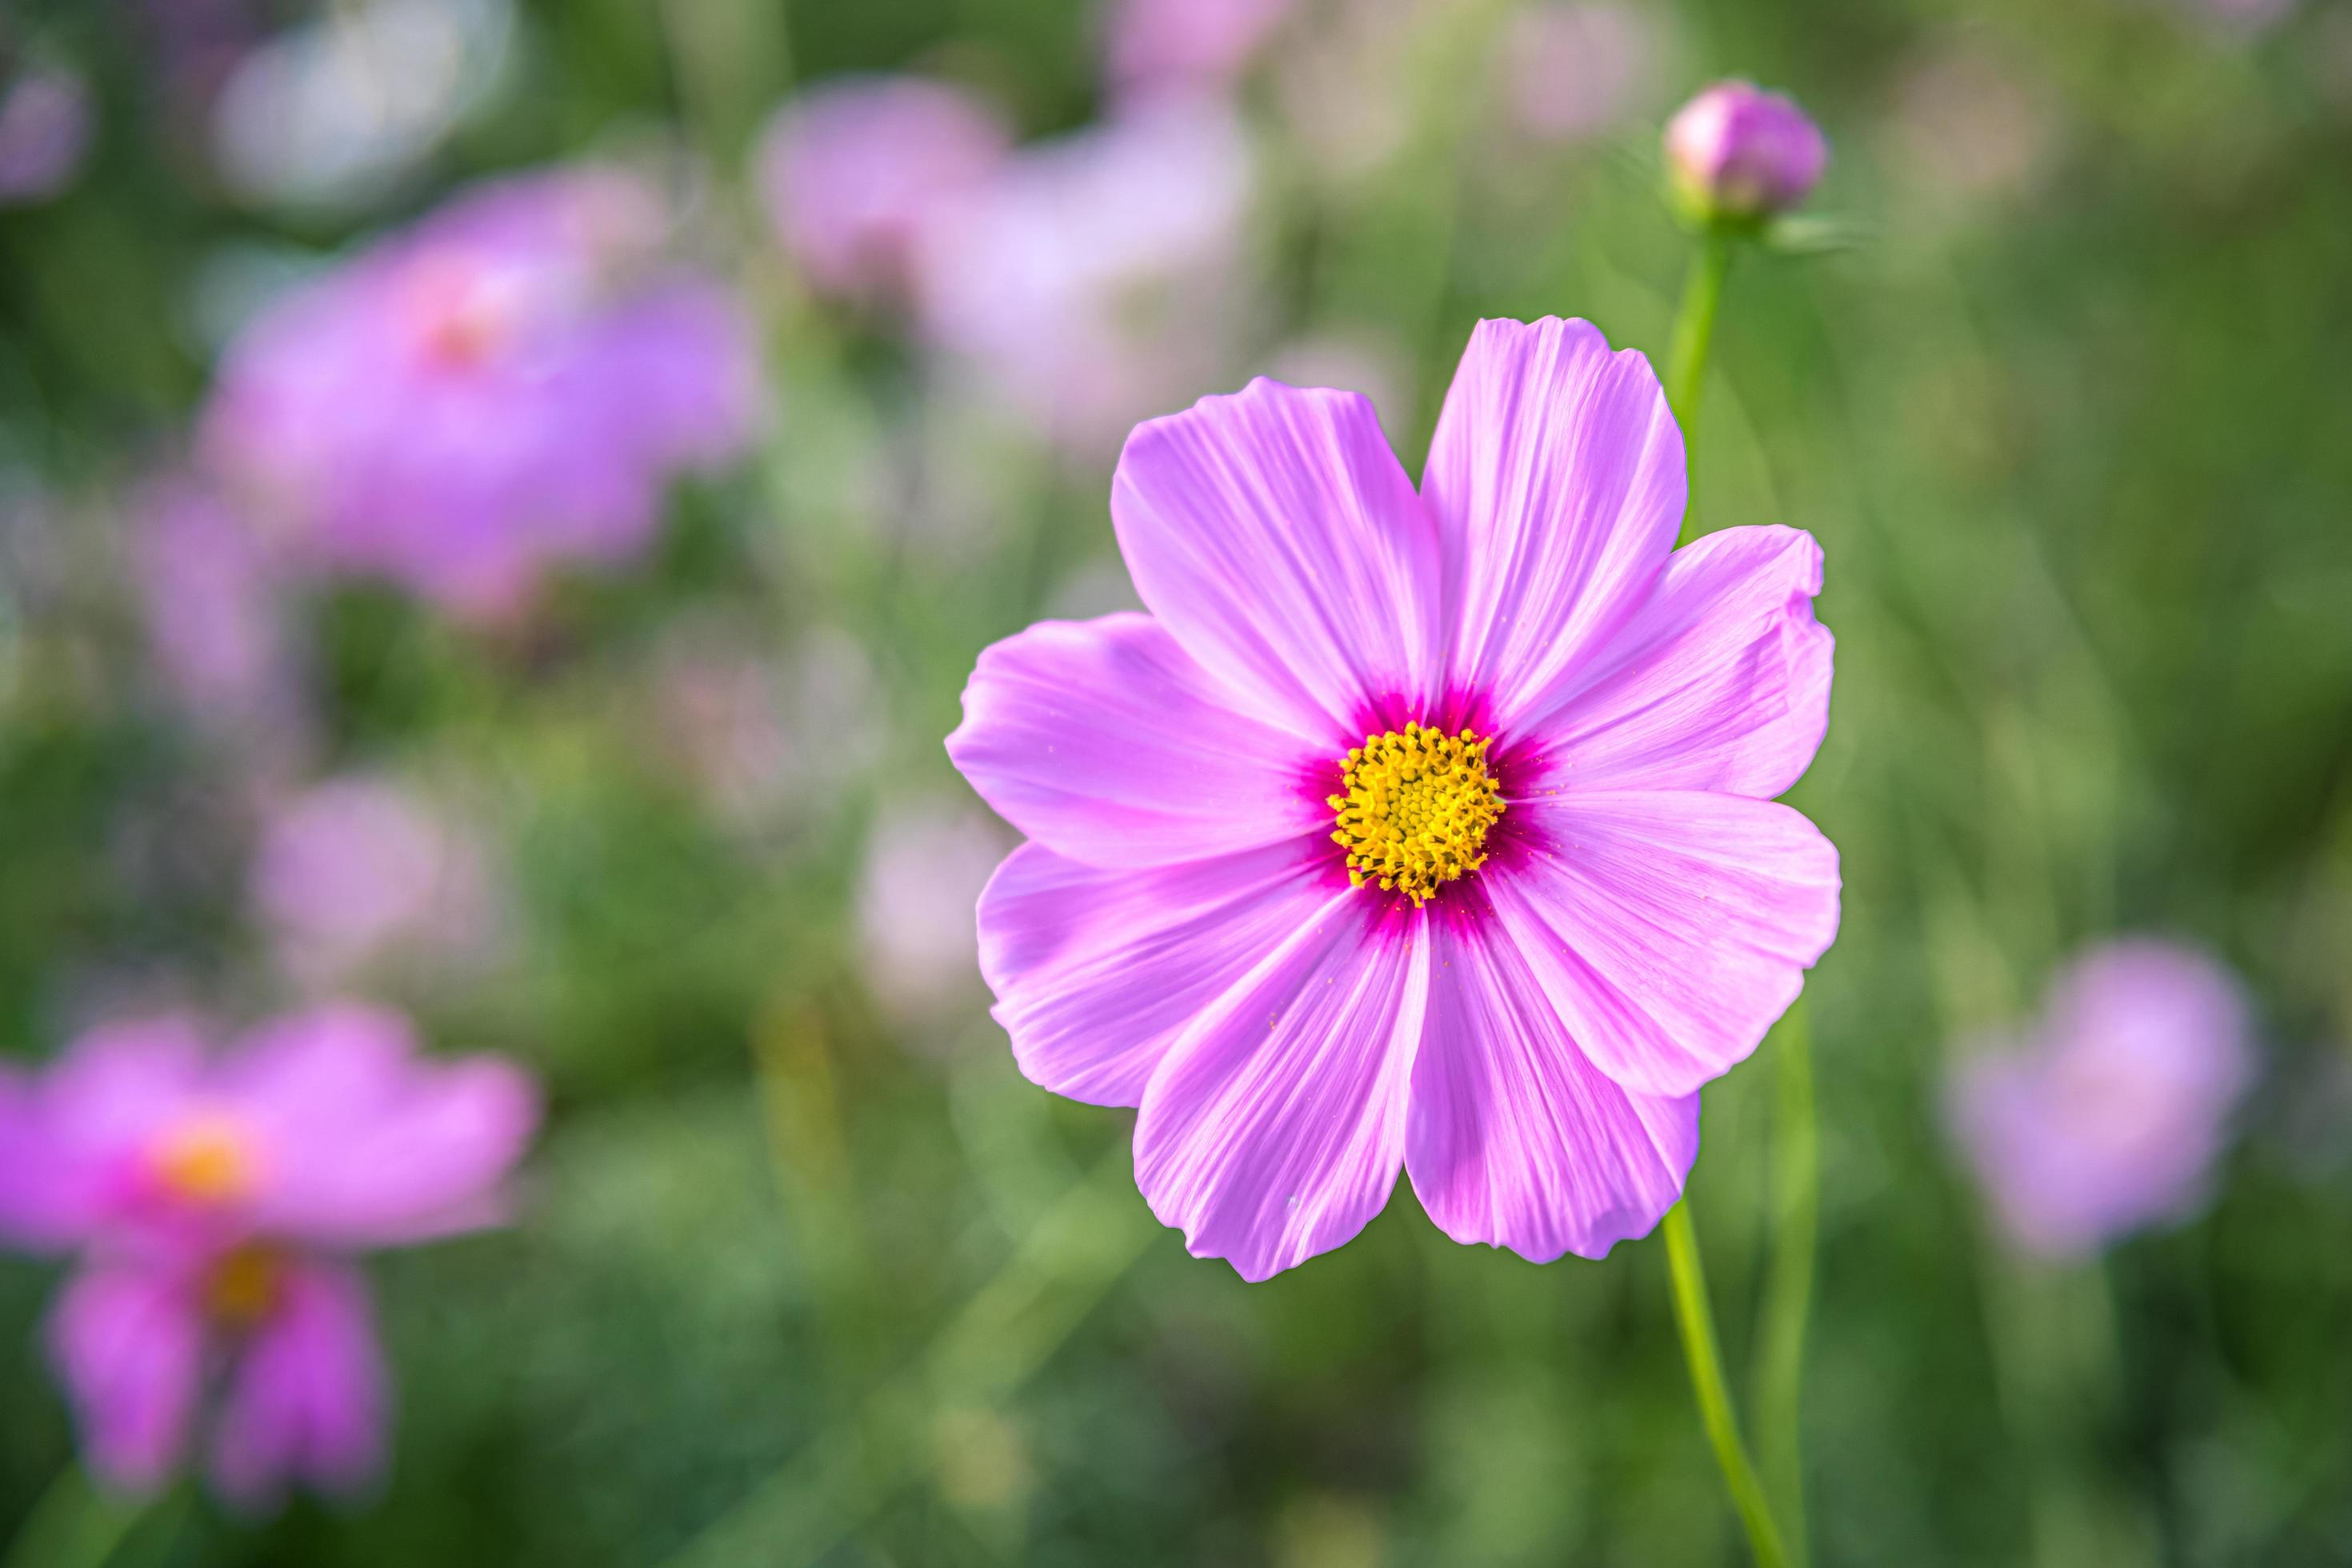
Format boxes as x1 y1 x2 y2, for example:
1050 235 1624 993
915 101 1254 460
1103 0 1300 102
1948 939 2258 1258
0 70 93 206
208 1259 387 1508
251 775 505 989
756 76 1010 304
0 1005 537 1504
200 166 761 618
49 1264 206 1494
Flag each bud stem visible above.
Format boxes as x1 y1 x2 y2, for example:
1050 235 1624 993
1665 226 1734 545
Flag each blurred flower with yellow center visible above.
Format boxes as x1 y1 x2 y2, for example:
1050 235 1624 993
150 1114 262 1206
1329 722 1504 904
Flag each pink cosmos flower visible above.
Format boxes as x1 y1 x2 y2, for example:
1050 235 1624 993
755 76 1011 305
0 1005 536 1505
1948 940 2256 1258
1665 80 1827 222
947 316 1840 1279
199 166 761 619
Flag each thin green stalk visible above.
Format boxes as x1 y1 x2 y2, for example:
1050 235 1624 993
0 1468 147 1568
1665 228 1734 545
1753 1001 1818 1566
1663 1202 1790 1568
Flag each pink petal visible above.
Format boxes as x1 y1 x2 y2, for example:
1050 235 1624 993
1131 897 1427 1281
1422 318 1686 734
1489 790 1840 1098
977 836 1336 1107
210 1261 387 1510
948 614 1329 868
47 1262 204 1494
1514 526 1833 798
1111 378 1445 741
1406 906 1697 1261
11 1017 211 1243
226 1005 538 1246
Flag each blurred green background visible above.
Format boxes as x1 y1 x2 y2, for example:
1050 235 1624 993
4 0 2351 1563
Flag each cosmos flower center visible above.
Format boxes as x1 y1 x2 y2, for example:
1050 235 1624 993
148 1114 261 1206
1327 722 1505 906
403 252 533 368
204 1243 286 1329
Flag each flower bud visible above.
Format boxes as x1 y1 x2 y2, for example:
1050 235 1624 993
1664 80 1826 223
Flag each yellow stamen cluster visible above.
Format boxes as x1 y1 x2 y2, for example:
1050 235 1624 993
1329 722 1504 905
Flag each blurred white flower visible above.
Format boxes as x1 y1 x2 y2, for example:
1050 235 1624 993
210 0 516 210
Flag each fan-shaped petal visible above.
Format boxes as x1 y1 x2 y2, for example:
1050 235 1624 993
1132 897 1426 1280
1112 378 1445 741
1407 905 1697 1261
1490 790 1839 1098
949 613 1329 869
1422 318 1685 733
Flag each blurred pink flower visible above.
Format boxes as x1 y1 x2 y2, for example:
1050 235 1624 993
1665 79 1826 222
199 166 762 619
1887 47 2056 207
251 776 504 989
649 622 882 831
755 76 1010 304
856 802 1011 1030
0 70 93 205
1949 940 2258 1259
1274 0 1422 182
129 479 303 742
949 317 1840 1278
0 1006 537 1505
1502 4 1664 145
915 101 1254 460
1103 0 1300 101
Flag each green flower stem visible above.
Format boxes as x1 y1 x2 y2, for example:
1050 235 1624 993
0 1468 149 1568
1754 1001 1818 1566
1665 226 1734 545
1655 214 1813 1566
1663 1202 1791 1568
